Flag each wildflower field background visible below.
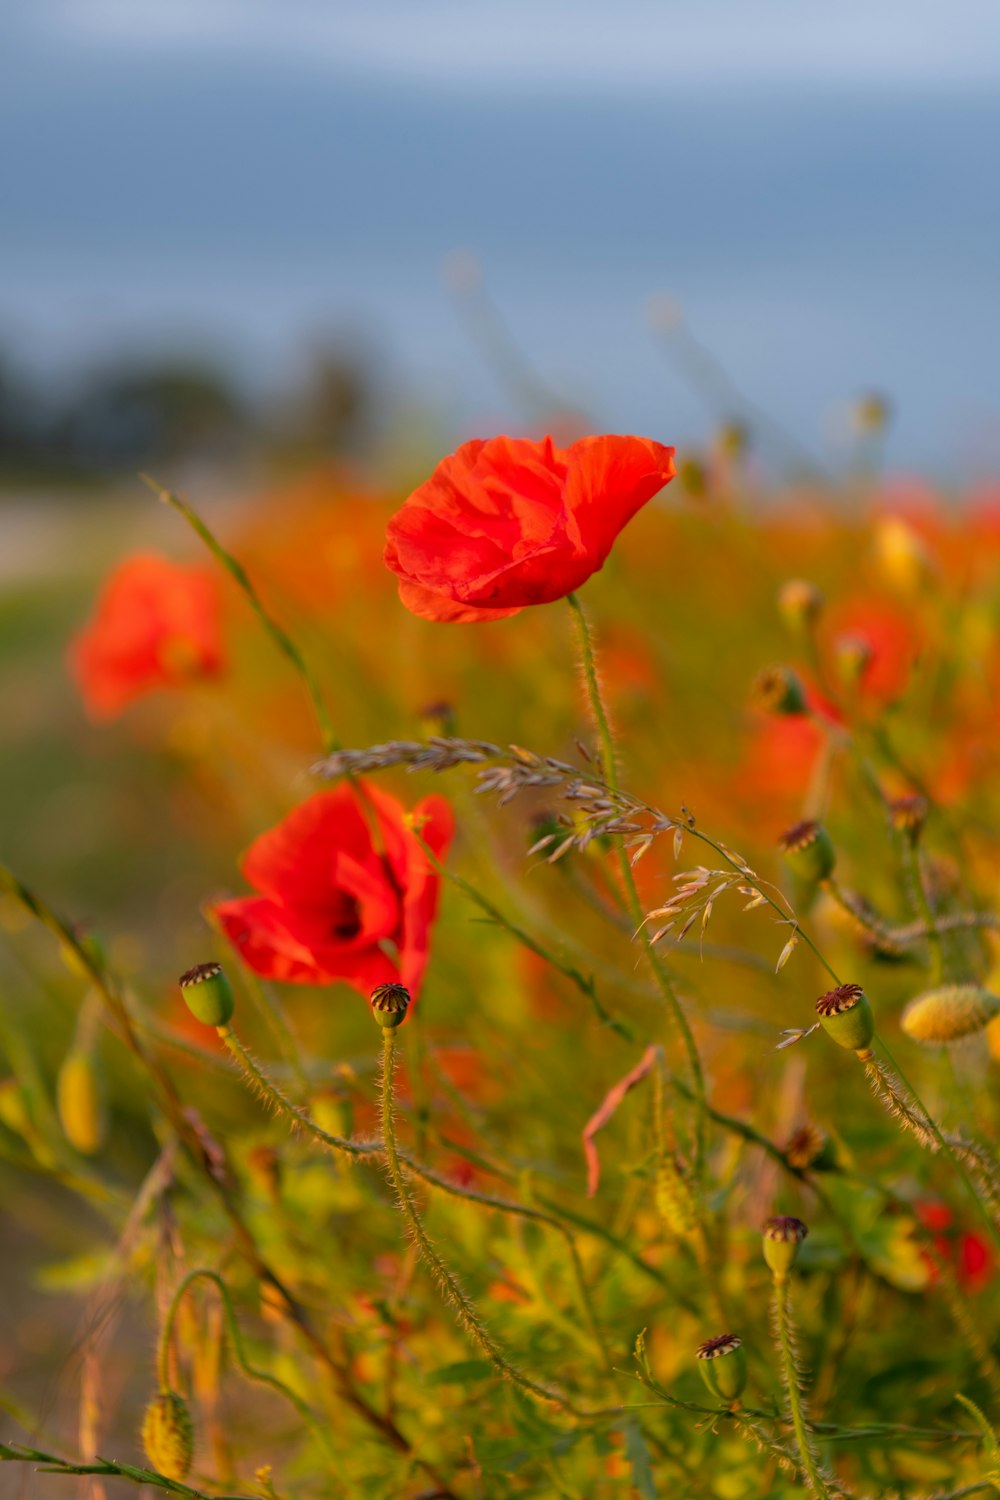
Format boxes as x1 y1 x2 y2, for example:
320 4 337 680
3 5 1000 1498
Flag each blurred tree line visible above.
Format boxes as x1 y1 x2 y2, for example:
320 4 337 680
0 342 375 483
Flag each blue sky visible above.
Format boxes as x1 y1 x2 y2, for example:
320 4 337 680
3 2 999 474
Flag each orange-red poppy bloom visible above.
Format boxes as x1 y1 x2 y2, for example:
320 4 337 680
384 433 675 621
214 783 453 999
69 552 224 719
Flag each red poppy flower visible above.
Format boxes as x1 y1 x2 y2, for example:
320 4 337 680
69 552 224 719
214 783 453 999
384 433 675 621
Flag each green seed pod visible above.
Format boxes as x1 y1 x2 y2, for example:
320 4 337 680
370 982 410 1029
901 984 1000 1045
311 1086 354 1140
815 983 875 1053
141 1391 194 1481
778 820 836 884
655 1155 698 1235
751 665 807 716
762 1216 809 1279
57 1050 107 1156
696 1334 747 1401
179 962 235 1028
777 579 824 635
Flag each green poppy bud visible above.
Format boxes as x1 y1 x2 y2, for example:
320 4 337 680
696 1334 747 1401
777 579 824 635
833 632 873 688
370 982 410 1029
751 665 807 716
901 984 1000 1045
778 821 836 884
57 1050 108 1156
762 1216 809 1280
179 962 235 1029
815 983 875 1054
141 1391 194 1481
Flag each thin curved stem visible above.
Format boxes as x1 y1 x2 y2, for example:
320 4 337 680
158 1269 335 1455
566 593 707 1169
380 1027 576 1412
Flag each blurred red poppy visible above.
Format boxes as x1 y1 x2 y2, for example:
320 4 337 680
69 552 224 719
384 433 675 621
215 783 453 999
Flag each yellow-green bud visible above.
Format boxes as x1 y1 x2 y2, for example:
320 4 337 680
141 1391 194 1481
777 579 824 634
751 665 807 716
419 700 457 739
901 985 1000 1045
696 1334 747 1401
57 1050 107 1156
762 1216 808 1279
179 962 235 1028
815 983 875 1054
370 982 410 1029
833 632 873 688
778 820 835 884
677 454 708 499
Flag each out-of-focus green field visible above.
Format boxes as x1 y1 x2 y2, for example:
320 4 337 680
1 458 999 1498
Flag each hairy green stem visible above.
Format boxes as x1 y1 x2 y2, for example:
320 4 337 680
771 1279 834 1499
566 593 707 1169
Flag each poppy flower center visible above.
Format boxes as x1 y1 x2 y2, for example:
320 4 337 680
329 891 362 942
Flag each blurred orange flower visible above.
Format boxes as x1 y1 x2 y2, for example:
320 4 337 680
215 783 453 998
69 552 224 719
384 433 675 621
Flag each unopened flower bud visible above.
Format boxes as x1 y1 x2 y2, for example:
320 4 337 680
901 984 1000 1045
833 632 873 688
854 392 891 434
419 700 456 739
141 1391 194 1481
783 1123 837 1173
777 580 824 635
752 666 807 716
888 794 928 839
696 1333 747 1401
57 1050 107 1156
370 982 410 1029
179 962 235 1028
873 515 932 595
716 422 749 462
778 821 835 884
762 1216 808 1279
677 455 708 500
815 983 875 1054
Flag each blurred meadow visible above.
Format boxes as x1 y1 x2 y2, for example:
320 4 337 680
2 5 1000 1498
